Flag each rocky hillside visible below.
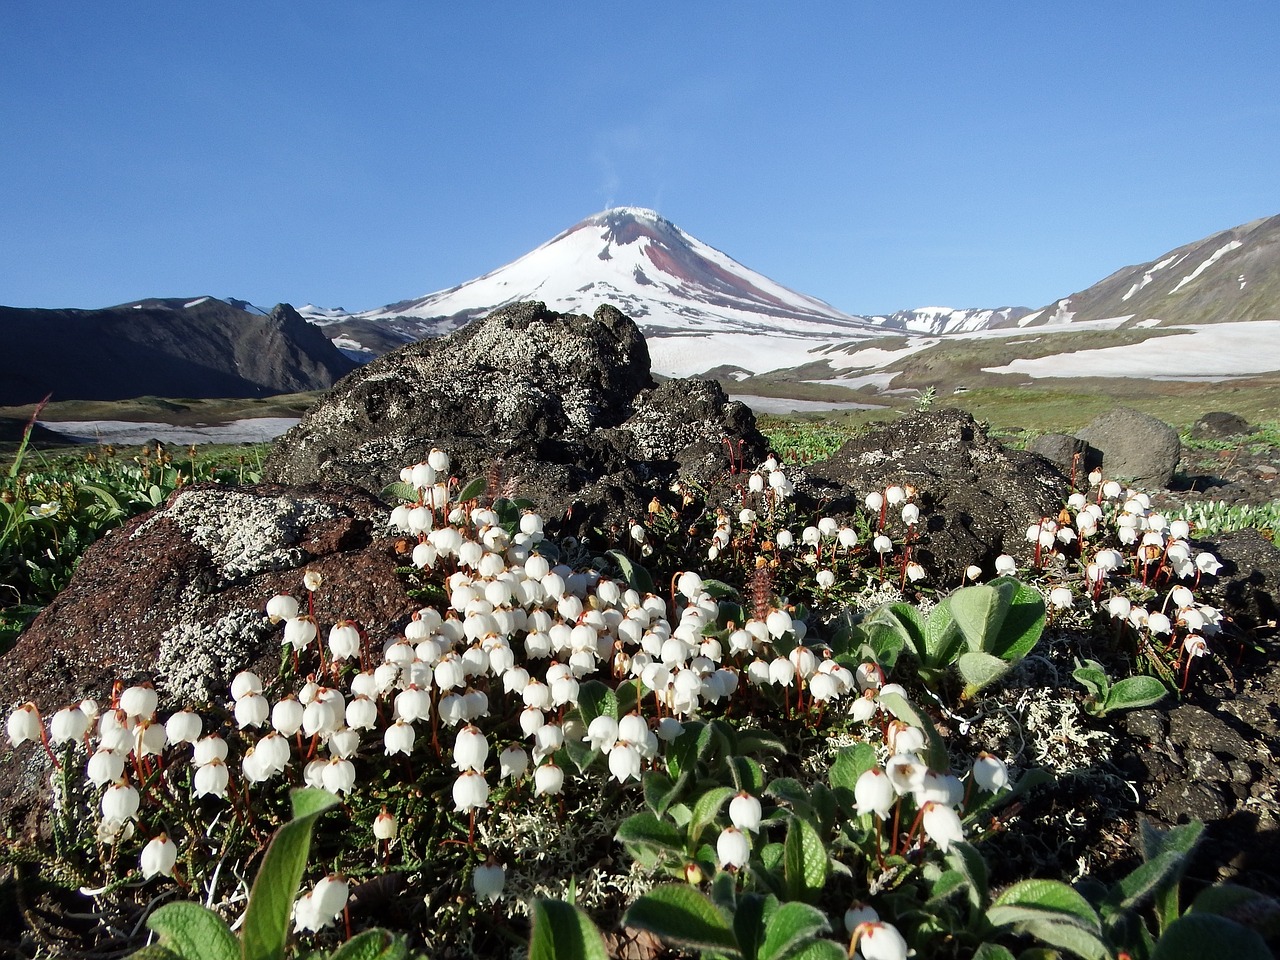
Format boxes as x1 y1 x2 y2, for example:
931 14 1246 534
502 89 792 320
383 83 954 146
1023 212 1280 327
0 298 358 405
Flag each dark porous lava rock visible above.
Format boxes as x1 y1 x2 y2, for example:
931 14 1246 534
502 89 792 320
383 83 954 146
1027 432 1091 476
265 301 766 536
0 482 417 834
1197 529 1280 640
1191 411 1253 440
804 408 1070 581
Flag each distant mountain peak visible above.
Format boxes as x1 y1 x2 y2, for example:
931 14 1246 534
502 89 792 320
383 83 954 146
357 208 876 343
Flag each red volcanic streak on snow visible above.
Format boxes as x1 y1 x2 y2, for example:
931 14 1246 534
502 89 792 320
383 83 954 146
642 239 796 311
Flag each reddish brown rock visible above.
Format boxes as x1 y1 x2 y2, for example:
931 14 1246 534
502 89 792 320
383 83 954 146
0 482 417 829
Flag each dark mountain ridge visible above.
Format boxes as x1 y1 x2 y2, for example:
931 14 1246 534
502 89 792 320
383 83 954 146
0 297 357 405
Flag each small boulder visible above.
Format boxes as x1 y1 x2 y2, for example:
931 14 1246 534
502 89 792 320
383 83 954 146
1191 411 1252 441
1076 407 1181 488
1027 432 1091 478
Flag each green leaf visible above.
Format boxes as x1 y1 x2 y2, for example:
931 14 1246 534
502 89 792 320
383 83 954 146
126 948 185 960
735 729 787 758
971 946 1016 960
949 582 1010 654
379 480 418 503
1071 660 1110 699
828 742 876 793
759 901 831 960
783 816 828 904
1006 919 1110 960
1102 676 1167 713
766 779 813 813
240 787 340 960
1189 883 1274 919
616 812 685 854
861 602 924 664
923 597 965 668
689 787 738 851
781 940 846 960
530 899 610 960
644 771 678 816
730 756 765 794
622 884 740 954
946 840 990 912
605 549 656 595
986 577 1046 660
1150 913 1273 960
575 680 618 725
875 691 949 771
455 476 486 502
733 892 769 960
989 879 1103 933
958 651 1012 697
145 903 238 960
700 578 739 599
326 929 408 960
1104 848 1192 917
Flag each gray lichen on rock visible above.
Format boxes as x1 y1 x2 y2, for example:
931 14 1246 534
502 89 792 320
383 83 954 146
134 489 342 584
157 608 274 703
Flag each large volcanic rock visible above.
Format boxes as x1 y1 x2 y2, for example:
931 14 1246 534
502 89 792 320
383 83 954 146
804 408 1071 581
265 301 767 534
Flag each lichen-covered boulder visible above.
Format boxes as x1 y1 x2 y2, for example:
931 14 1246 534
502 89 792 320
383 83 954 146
1027 432 1090 478
803 408 1070 581
265 301 767 534
0 482 415 832
1076 407 1181 488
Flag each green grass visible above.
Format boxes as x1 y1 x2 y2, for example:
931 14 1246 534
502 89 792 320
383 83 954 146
1 436 267 653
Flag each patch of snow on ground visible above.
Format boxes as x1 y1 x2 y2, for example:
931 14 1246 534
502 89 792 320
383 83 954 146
1170 241 1242 294
982 320 1280 380
38 418 300 446
184 297 211 308
730 395 883 414
1135 319 1162 328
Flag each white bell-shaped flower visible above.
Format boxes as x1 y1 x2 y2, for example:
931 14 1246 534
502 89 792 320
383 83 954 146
716 826 750 868
452 770 490 811
140 833 178 879
473 861 507 902
729 792 762 833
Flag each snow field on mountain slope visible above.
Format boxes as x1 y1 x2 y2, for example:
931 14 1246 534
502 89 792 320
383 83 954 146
983 320 1280 380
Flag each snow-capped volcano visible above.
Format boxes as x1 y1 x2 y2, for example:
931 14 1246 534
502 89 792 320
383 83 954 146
358 207 877 339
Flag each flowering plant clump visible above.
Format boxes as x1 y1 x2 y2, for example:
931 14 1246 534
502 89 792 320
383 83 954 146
3 445 1272 960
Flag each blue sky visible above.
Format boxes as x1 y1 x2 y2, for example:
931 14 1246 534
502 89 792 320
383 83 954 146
3 2 1278 315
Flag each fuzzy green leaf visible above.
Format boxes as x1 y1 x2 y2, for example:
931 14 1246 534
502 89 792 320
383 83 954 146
759 901 831 960
616 812 685 854
949 582 1010 654
240 788 340 960
861 602 925 663
604 549 656 595
1072 660 1110 699
958 651 1012 697
699 578 739 599
379 481 418 504
623 884 740 954
829 743 876 793
989 879 1103 933
575 680 618 725
923 598 965 667
127 948 185 960
1150 913 1273 960
946 840 990 912
689 787 737 850
455 476 487 502
783 817 828 904
1102 676 1167 713
986 577 1046 660
781 940 846 960
730 756 765 794
144 903 237 960
530 899 610 960
733 892 770 960
971 944 1016 960
326 929 408 960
